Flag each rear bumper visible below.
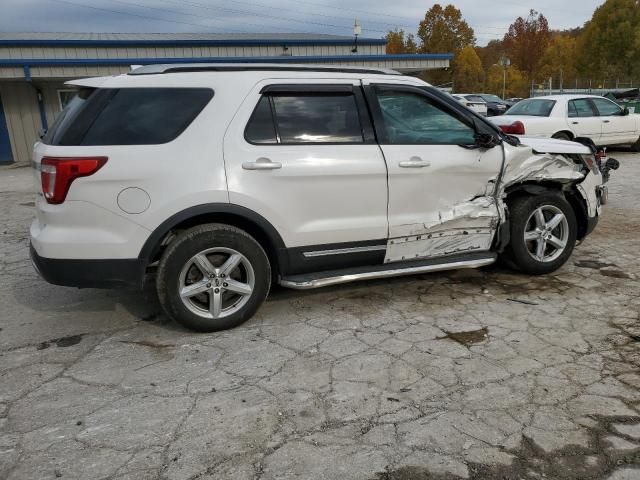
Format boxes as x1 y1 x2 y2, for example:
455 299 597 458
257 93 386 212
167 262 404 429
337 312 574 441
30 244 145 289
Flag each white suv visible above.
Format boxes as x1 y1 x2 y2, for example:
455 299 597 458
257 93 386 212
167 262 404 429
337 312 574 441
30 64 612 332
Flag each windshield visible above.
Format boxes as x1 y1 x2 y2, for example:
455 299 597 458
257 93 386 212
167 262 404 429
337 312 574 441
481 94 503 103
505 99 556 117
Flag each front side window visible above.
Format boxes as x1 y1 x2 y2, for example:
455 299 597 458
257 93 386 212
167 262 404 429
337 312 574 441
376 90 475 145
505 99 555 117
44 87 214 146
568 99 596 118
591 97 622 116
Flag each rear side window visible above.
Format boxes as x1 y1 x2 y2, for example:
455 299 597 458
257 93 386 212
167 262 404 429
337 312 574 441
568 99 596 118
245 93 364 144
43 87 213 146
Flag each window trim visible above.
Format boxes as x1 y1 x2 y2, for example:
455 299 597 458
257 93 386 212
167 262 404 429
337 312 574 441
243 84 375 146
366 84 480 146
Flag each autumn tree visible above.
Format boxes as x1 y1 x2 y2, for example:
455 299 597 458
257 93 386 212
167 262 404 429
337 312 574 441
503 10 551 83
485 64 528 98
476 39 505 72
576 0 640 80
538 34 578 90
417 4 475 53
386 29 417 54
452 46 484 92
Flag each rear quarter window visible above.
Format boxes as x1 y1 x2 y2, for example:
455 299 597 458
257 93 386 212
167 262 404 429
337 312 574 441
43 87 214 146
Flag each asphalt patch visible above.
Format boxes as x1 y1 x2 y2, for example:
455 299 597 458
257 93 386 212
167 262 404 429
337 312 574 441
37 334 83 350
575 259 617 269
442 327 488 346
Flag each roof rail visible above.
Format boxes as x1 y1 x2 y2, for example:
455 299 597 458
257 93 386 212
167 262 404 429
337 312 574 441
129 63 401 76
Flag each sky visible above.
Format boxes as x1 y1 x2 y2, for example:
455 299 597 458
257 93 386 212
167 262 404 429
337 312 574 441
0 0 605 45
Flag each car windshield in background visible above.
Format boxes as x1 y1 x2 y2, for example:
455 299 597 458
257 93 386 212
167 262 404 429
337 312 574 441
466 95 485 103
505 99 556 117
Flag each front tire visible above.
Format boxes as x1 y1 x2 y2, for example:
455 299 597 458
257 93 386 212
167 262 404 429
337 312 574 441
156 224 271 332
504 193 577 275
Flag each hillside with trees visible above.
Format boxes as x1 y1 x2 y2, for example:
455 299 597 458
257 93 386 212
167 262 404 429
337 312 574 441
386 0 640 97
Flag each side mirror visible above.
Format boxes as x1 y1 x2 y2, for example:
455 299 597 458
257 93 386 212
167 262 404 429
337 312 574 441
474 132 501 149
622 107 630 116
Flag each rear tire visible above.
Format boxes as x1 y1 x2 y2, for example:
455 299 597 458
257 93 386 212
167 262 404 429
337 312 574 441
503 193 577 275
156 224 271 332
631 136 640 152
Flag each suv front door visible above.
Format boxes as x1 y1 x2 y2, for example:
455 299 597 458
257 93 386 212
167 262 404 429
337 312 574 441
364 82 503 263
224 80 388 275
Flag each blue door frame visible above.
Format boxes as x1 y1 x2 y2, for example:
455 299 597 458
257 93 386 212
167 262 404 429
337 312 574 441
0 94 13 164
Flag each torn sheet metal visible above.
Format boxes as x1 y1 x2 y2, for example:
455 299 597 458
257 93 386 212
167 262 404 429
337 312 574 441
385 228 494 263
498 144 585 197
385 196 499 263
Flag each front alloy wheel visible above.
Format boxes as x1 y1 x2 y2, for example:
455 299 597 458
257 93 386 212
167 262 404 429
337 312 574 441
524 205 570 263
504 193 577 275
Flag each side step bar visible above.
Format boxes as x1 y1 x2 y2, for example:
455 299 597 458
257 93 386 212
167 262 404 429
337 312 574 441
279 252 497 290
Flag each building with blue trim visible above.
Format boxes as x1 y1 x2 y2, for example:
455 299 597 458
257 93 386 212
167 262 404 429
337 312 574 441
0 33 452 165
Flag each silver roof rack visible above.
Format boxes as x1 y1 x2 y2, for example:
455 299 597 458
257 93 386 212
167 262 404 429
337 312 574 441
129 63 401 76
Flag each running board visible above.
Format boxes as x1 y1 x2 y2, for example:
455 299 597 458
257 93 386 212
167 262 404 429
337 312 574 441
279 252 497 290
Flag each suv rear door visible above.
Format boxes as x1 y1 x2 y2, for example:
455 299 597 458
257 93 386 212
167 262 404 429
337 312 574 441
363 80 503 263
223 79 388 274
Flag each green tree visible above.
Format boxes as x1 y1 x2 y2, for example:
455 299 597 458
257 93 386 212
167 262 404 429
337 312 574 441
417 4 475 53
503 10 551 83
577 0 640 80
452 46 484 92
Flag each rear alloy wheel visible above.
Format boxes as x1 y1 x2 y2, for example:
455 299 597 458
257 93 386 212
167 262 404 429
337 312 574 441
157 224 270 332
504 194 577 275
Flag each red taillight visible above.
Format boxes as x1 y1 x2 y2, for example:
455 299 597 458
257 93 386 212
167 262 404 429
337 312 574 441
40 157 107 204
498 121 525 135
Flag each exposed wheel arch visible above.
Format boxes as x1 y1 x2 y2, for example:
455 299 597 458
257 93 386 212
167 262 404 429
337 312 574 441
139 204 287 278
503 182 590 242
552 130 574 141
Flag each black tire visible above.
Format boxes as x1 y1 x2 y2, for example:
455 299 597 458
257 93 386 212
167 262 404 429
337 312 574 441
503 193 577 275
156 224 271 332
631 136 640 152
552 132 571 141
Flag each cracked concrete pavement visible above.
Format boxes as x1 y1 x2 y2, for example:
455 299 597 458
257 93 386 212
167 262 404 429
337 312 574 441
1 152 639 480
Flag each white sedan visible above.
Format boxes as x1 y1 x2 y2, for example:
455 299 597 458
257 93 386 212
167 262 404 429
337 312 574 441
451 94 488 116
490 95 640 150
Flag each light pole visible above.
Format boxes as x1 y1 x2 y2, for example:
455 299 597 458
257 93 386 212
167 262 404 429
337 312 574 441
499 57 511 99
352 19 361 53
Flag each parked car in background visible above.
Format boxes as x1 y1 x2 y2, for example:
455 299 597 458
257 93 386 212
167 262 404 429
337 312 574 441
490 95 640 149
505 97 524 107
464 94 510 116
452 94 488 116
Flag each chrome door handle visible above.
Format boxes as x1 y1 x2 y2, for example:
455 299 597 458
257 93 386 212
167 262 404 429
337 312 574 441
242 157 282 170
571 121 579 125
399 157 431 168
603 120 610 123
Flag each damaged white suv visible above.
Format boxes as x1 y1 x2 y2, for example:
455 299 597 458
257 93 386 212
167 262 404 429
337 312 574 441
30 64 614 331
